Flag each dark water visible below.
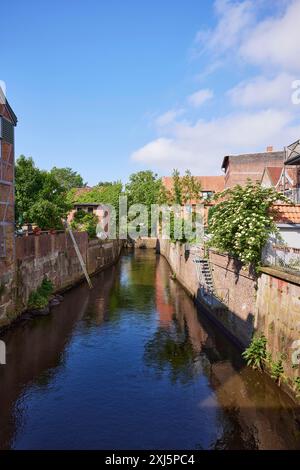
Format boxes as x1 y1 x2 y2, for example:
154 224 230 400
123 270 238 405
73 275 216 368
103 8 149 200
0 250 300 450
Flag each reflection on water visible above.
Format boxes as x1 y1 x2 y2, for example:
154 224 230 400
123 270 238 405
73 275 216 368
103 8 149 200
0 250 299 449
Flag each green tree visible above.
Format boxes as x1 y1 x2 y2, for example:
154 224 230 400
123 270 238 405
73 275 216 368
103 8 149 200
165 169 202 205
15 156 71 229
15 155 44 224
68 182 122 210
208 181 290 266
125 171 163 208
50 167 86 191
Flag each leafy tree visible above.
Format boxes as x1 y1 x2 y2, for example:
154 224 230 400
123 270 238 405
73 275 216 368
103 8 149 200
50 167 86 191
15 155 44 224
125 171 162 208
164 169 202 205
68 182 122 210
29 200 68 230
97 181 119 187
15 155 71 229
208 181 290 266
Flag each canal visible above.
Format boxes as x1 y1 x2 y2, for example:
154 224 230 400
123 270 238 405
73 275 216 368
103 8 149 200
0 250 299 450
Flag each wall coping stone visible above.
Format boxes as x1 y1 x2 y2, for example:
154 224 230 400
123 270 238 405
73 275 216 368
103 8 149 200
259 266 300 286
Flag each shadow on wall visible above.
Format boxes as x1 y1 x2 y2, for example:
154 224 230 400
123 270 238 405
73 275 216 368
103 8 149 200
156 238 256 350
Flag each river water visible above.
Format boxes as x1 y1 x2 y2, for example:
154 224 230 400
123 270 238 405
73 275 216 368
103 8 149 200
0 250 299 450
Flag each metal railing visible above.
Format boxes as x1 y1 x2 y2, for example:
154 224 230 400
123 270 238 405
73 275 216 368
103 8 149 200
262 242 300 273
284 187 300 203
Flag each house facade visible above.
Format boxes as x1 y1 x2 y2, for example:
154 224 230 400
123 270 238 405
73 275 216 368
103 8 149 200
0 88 17 271
0 86 17 320
263 205 300 271
221 148 285 188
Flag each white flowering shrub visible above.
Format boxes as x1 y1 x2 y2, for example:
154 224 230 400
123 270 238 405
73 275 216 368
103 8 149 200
208 181 290 267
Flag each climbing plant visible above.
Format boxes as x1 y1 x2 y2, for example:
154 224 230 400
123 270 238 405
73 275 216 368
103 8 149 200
208 181 290 267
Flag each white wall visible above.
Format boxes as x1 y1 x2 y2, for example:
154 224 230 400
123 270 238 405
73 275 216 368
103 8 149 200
279 226 300 248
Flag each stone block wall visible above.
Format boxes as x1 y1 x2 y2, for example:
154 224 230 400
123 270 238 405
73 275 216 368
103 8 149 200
0 232 122 327
159 240 256 347
159 239 300 398
256 268 300 386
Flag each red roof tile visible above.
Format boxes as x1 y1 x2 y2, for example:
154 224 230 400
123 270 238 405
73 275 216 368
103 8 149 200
273 204 300 224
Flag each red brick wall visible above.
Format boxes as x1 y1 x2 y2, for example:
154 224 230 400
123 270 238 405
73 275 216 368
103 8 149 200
225 152 285 188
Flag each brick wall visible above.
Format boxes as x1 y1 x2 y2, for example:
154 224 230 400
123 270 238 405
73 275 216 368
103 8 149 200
224 152 285 188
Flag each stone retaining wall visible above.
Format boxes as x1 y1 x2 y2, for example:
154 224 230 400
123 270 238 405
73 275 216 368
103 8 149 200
159 239 300 399
0 233 122 327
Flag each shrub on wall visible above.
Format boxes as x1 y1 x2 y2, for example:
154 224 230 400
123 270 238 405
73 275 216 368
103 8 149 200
242 335 267 370
28 278 54 310
208 181 289 267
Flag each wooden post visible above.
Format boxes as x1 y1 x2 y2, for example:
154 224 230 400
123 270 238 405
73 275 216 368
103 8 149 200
63 219 93 289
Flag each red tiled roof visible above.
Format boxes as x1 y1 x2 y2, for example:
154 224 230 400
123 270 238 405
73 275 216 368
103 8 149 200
162 175 225 193
273 204 300 224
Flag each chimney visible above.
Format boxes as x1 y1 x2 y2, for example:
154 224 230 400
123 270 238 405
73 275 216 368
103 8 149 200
266 146 273 152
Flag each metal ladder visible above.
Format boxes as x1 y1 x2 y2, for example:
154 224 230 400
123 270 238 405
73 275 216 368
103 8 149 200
193 256 214 293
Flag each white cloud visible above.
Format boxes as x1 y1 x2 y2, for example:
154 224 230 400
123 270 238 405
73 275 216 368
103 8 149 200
131 1 300 176
240 0 300 71
131 109 299 174
155 109 185 127
228 73 295 108
195 0 255 55
187 89 214 107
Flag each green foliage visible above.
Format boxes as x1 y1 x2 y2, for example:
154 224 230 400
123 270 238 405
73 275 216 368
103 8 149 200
50 167 86 191
28 291 49 310
71 210 98 238
15 156 72 229
29 200 66 230
294 377 300 397
39 278 54 297
269 354 286 384
15 155 45 224
28 278 54 310
208 181 290 266
125 171 162 207
169 211 185 243
242 335 267 370
68 182 122 209
163 169 202 205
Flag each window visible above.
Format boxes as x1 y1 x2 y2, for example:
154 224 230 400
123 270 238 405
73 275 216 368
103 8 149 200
0 117 14 144
202 191 214 200
88 207 94 213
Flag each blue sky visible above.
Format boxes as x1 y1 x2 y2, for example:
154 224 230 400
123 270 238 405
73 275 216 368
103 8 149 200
1 0 300 185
